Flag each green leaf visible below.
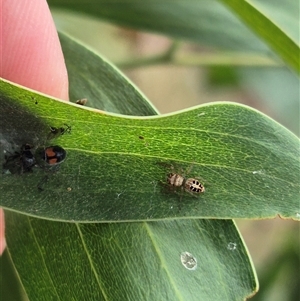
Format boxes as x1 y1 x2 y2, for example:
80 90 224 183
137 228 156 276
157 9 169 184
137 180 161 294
1 31 258 301
5 212 257 301
59 32 158 115
0 250 27 301
219 0 300 74
1 78 299 221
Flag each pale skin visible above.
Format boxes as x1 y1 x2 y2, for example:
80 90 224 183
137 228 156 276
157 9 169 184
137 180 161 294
0 0 69 255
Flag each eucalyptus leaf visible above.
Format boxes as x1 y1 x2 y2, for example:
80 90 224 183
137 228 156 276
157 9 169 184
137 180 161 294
0 251 27 301
5 212 257 301
1 79 298 221
59 32 158 114
1 75 259 300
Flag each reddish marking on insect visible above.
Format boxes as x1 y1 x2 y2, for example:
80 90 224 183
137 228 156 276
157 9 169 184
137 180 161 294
45 148 56 157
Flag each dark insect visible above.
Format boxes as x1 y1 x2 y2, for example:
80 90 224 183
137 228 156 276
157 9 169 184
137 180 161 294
36 145 67 168
3 144 36 174
3 143 68 191
49 124 71 137
75 98 88 106
36 145 67 191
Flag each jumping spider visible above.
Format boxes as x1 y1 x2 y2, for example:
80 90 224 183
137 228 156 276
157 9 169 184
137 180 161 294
49 124 71 137
165 163 205 197
168 173 205 194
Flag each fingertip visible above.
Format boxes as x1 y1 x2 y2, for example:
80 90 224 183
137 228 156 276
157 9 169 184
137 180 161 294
1 0 69 100
0 209 6 256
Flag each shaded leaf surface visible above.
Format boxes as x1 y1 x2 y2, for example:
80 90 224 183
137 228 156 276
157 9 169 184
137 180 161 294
0 79 298 221
0 251 27 301
5 212 257 301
